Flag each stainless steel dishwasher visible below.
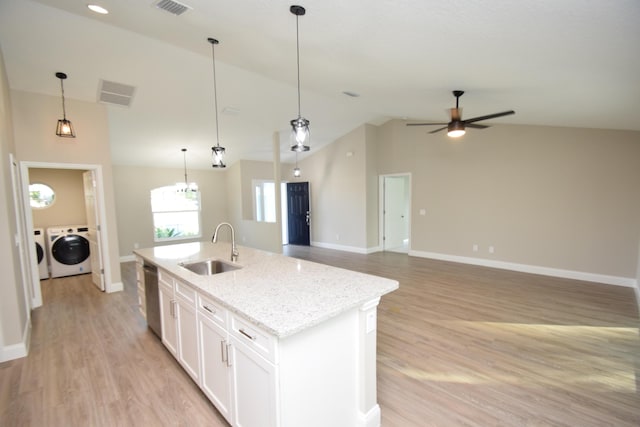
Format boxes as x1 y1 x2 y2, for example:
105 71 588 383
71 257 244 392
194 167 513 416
143 263 161 337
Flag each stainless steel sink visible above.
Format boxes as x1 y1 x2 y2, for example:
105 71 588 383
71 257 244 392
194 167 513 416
179 259 242 276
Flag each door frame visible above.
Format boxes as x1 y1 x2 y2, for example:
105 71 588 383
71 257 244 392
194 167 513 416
19 161 114 308
379 173 411 253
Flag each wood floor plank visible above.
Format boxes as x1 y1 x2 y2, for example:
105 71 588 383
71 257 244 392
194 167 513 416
1 246 639 426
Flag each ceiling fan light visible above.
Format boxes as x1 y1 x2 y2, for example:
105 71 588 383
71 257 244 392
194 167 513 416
447 122 466 138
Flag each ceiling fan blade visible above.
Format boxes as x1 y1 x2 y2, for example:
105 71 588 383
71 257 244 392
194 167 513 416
466 123 489 129
428 126 448 134
464 110 515 124
406 122 448 127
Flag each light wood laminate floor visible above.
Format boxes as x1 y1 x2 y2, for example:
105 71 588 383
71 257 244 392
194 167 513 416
2 246 639 426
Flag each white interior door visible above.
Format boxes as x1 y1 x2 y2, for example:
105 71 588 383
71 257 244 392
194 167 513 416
83 170 104 291
383 175 410 253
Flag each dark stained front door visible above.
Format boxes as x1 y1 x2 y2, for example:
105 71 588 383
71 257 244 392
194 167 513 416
287 182 310 246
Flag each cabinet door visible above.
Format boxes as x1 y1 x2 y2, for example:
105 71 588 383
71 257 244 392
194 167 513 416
230 337 278 427
176 297 200 383
159 282 177 356
199 314 233 424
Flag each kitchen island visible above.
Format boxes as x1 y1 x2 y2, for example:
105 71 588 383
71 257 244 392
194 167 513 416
134 241 398 427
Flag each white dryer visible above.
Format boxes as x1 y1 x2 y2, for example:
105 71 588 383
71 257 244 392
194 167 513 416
34 228 49 280
47 225 92 278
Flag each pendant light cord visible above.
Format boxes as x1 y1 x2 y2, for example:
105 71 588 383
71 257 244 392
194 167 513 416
60 78 67 120
295 14 301 118
210 40 220 148
183 149 188 185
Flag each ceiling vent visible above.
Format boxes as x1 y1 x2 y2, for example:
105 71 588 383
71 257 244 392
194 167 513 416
97 80 136 107
154 0 192 16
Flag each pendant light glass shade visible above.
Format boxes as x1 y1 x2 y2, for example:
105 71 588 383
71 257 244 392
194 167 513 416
208 37 226 168
55 72 75 138
293 152 301 177
290 117 310 152
177 148 198 192
289 5 310 152
212 145 226 168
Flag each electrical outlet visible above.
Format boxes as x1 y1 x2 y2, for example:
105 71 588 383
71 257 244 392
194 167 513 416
489 246 495 254
133 242 139 249
419 209 426 216
336 234 340 241
472 244 478 252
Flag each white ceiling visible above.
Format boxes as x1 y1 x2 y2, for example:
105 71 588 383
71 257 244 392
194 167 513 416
1 0 639 169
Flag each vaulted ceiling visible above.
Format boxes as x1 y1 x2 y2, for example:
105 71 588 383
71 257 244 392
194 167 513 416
1 0 639 169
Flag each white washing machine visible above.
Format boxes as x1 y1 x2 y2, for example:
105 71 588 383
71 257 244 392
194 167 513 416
34 228 49 280
47 225 92 278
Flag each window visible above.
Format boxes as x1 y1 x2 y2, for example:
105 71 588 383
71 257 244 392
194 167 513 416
29 183 55 209
151 186 201 241
253 180 276 223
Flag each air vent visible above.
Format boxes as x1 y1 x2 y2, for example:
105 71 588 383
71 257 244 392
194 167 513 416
97 80 136 107
154 0 192 16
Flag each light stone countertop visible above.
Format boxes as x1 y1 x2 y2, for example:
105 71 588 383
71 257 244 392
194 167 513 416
134 241 399 338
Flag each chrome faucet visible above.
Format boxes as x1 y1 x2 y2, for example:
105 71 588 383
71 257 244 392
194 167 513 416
212 222 239 262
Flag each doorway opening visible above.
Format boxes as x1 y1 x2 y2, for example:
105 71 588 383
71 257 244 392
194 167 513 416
380 174 411 253
20 161 112 308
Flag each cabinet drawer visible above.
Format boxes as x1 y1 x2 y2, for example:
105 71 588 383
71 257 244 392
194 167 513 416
175 279 196 305
197 294 228 327
230 315 276 363
158 270 173 291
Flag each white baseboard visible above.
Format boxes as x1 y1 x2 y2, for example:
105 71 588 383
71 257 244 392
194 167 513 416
106 281 124 293
410 250 637 288
0 317 31 362
119 254 135 263
311 241 382 254
358 404 381 427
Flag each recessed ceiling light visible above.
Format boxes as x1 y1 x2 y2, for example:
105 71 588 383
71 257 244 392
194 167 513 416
87 4 109 14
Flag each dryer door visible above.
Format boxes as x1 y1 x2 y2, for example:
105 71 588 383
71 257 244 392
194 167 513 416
51 235 90 265
35 242 44 264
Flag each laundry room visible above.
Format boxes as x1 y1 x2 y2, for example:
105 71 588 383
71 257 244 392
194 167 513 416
29 168 91 280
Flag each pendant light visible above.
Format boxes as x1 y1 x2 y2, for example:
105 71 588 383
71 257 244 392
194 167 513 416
293 152 301 177
55 72 75 138
289 5 310 152
177 148 198 192
208 37 226 168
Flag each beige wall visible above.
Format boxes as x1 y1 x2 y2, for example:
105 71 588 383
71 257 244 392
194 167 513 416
227 160 281 253
375 120 640 279
241 160 277 221
11 90 122 287
0 46 28 356
112 165 228 256
29 168 87 229
299 125 370 250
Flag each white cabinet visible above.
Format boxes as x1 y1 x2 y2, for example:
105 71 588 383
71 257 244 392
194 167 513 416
198 295 233 424
159 272 177 356
159 270 200 384
230 333 277 427
153 265 382 427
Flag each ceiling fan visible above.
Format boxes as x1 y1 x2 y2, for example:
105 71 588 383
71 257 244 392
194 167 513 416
407 90 515 137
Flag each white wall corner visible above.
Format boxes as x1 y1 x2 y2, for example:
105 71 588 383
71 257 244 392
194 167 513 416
106 281 124 293
0 318 31 362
